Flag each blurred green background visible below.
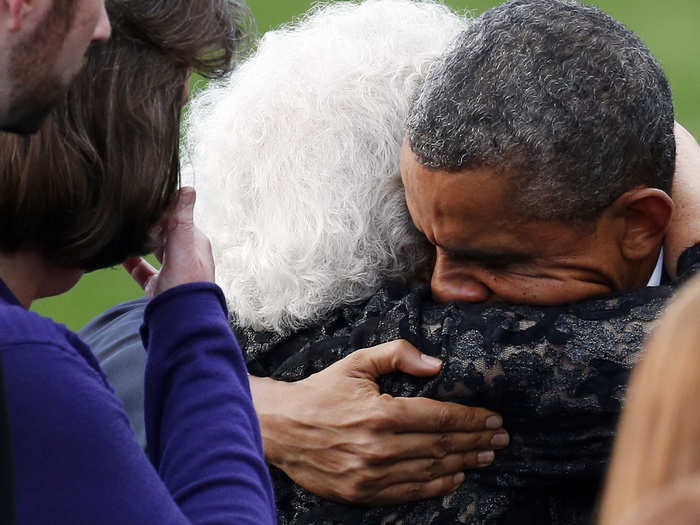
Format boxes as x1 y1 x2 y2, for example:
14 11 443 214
32 0 700 331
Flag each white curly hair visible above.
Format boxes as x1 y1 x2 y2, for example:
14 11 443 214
184 0 469 333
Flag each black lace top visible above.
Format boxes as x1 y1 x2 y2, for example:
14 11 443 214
239 245 700 525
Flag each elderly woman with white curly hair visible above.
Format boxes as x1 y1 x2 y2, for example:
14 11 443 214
83 0 700 523
186 0 448 333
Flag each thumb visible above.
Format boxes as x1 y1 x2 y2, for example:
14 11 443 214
169 186 196 232
346 339 443 380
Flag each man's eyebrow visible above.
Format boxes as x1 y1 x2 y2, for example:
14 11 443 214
439 245 532 265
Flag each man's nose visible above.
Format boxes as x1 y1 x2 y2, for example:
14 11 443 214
92 5 111 42
430 268 491 303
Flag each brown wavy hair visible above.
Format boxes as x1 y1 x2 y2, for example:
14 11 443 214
597 274 700 524
0 0 251 270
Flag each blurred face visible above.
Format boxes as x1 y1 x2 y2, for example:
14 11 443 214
4 0 111 134
400 139 630 305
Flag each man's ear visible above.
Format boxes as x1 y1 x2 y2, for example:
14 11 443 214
612 188 673 261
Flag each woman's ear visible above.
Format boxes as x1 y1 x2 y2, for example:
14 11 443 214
613 188 673 261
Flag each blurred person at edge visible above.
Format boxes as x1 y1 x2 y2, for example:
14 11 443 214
0 0 111 133
82 0 700 522
603 475 700 525
0 0 278 523
598 131 700 525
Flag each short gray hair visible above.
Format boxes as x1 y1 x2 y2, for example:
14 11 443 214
407 0 675 221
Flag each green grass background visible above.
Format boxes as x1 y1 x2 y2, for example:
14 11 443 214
32 0 700 331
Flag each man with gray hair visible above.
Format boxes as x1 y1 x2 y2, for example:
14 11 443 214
403 0 675 306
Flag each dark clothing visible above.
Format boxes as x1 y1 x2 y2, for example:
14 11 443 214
242 245 700 525
83 245 700 525
0 279 276 524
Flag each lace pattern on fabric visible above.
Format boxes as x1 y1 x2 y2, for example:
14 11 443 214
239 244 700 524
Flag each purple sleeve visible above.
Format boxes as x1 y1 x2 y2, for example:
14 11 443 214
141 282 276 525
3 341 196 524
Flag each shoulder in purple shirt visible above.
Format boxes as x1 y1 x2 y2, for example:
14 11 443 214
0 279 275 524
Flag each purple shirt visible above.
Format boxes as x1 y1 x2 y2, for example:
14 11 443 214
0 278 275 524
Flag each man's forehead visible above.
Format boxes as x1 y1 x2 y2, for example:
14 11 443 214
412 165 514 221
401 146 590 251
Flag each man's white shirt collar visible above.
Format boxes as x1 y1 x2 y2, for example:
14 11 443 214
646 248 664 287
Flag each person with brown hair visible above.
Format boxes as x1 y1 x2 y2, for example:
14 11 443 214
0 0 245 272
597 128 700 525
0 0 276 523
0 0 111 134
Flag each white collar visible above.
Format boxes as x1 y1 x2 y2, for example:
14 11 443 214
646 248 664 287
